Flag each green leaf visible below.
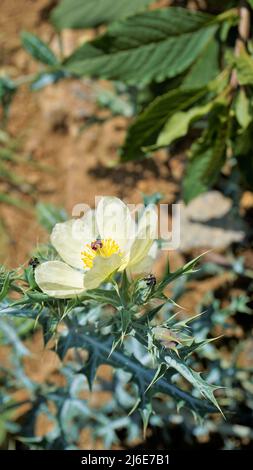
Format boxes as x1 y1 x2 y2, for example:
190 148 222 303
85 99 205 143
183 104 229 203
135 303 166 324
57 329 216 415
39 314 58 346
0 76 17 120
182 38 220 90
36 202 67 232
156 252 205 293
24 266 37 290
155 101 214 149
119 308 132 338
21 31 59 66
64 8 217 86
164 352 224 415
179 337 221 360
0 320 29 356
0 273 10 301
83 287 121 307
0 193 30 210
51 0 153 29
234 50 253 86
121 87 207 161
140 401 153 438
234 88 252 129
145 363 168 393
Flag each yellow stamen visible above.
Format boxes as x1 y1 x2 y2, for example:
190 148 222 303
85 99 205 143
81 238 120 269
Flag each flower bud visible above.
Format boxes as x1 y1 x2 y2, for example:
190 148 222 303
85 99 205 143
153 327 181 351
132 274 156 305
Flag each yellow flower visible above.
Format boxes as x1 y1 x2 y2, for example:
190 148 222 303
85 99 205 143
35 196 158 298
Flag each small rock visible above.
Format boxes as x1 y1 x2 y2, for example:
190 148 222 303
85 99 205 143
178 191 245 251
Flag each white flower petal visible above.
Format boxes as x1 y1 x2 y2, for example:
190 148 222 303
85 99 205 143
96 196 135 251
51 211 97 269
128 205 158 268
35 261 85 299
84 253 122 290
127 242 158 276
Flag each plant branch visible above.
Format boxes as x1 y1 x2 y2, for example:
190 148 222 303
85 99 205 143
72 330 216 415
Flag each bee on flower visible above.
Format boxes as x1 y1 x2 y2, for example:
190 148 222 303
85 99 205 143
35 196 158 298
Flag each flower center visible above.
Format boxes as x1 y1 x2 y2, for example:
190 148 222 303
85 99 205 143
81 238 120 269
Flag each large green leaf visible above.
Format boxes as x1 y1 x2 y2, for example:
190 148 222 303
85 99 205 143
155 101 214 149
234 50 253 86
182 39 220 90
121 87 208 161
21 32 58 66
64 8 217 85
51 0 153 29
183 104 230 203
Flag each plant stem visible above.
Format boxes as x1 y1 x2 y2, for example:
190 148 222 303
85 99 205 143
230 1 251 89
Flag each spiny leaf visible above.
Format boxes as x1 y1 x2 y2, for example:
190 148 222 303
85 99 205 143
57 328 217 416
64 8 217 86
234 88 252 129
84 287 121 307
164 353 224 415
156 252 207 293
51 0 153 30
119 309 132 339
145 363 168 393
179 336 223 360
135 302 165 323
79 351 101 390
40 315 59 346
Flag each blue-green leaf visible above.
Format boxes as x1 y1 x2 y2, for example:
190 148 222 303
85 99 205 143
21 31 58 66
